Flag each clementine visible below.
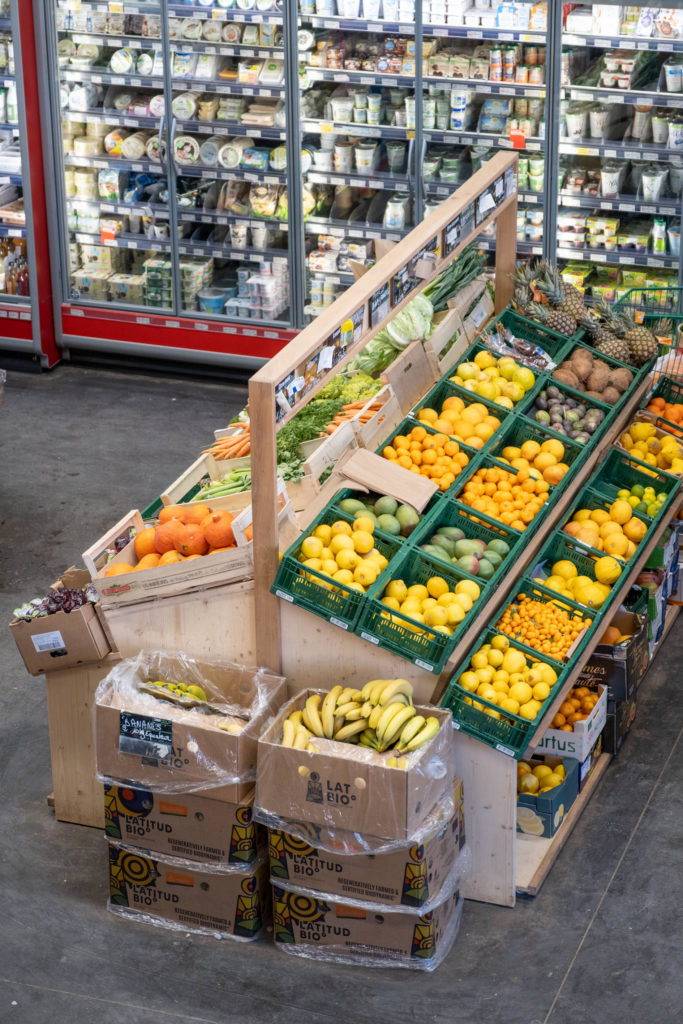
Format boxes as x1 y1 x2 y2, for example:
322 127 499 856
103 563 133 577
136 552 162 571
134 526 157 560
159 550 183 566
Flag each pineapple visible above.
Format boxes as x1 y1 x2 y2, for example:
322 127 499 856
618 312 659 367
580 308 631 363
559 280 589 322
527 301 577 337
510 262 537 313
535 261 589 322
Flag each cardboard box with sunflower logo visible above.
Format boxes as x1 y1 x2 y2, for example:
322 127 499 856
516 755 580 839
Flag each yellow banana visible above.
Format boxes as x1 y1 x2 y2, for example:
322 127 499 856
343 706 364 721
289 710 303 727
322 685 343 737
293 724 313 750
361 700 374 718
395 715 426 751
368 703 385 731
333 719 367 742
336 700 362 718
334 714 345 734
404 716 440 752
380 704 416 749
361 679 387 701
376 702 410 745
378 678 414 706
369 679 389 703
359 729 380 750
282 719 296 747
303 695 325 737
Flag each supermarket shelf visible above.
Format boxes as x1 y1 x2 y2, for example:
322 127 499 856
64 155 161 173
0 122 19 131
304 216 406 241
556 246 679 268
179 210 284 229
563 32 683 54
177 165 286 185
175 119 286 141
69 33 162 48
559 192 681 216
423 75 546 99
72 231 171 252
63 109 159 130
61 69 165 88
306 168 411 191
300 15 546 44
567 83 683 111
521 502 676 759
178 240 287 262
172 78 285 97
0 75 14 87
304 67 416 87
173 42 283 60
301 117 412 140
516 753 612 897
0 17 10 31
307 268 356 284
0 224 26 238
559 137 674 163
168 3 283 24
67 198 170 219
478 236 543 256
424 128 545 151
67 0 159 11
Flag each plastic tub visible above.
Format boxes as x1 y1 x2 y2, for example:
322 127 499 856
198 289 226 313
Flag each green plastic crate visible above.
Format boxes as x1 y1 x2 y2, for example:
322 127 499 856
272 507 402 633
516 377 616 453
330 487 439 543
141 497 164 521
529 532 631 616
442 331 548 404
441 626 569 759
492 578 598 667
561 339 652 392
410 379 513 455
449 451 555 534
355 547 489 674
375 415 482 492
501 306 585 349
488 417 584 500
560 483 659 543
410 498 522 590
590 449 681 522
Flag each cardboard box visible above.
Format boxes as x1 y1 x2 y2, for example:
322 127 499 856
10 567 110 676
601 697 637 756
533 685 608 762
646 522 681 570
83 510 257 608
268 784 464 909
516 755 580 838
272 883 462 968
575 610 648 704
104 784 260 865
256 691 456 841
95 655 287 802
108 840 269 939
578 733 603 791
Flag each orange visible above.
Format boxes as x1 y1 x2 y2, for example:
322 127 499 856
183 503 212 526
136 552 161 571
159 550 183 565
134 526 157 560
154 519 184 554
201 509 236 548
103 562 133 577
541 438 565 460
543 464 568 486
158 504 188 525
533 452 556 472
174 524 209 557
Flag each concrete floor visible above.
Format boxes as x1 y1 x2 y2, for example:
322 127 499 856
1 364 681 1024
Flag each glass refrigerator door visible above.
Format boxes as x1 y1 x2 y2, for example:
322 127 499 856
0 6 28 301
297 0 417 320
167 0 292 327
52 1 173 313
559 3 683 303
420 2 550 261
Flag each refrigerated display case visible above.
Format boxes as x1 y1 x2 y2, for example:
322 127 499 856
0 2 57 366
37 0 297 368
555 2 683 305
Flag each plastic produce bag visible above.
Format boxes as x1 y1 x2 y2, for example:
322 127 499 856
94 650 286 793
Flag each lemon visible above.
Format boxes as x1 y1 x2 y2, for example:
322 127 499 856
491 634 510 652
302 557 322 571
421 597 438 610
493 669 510 686
487 649 504 668
499 697 520 715
519 772 540 794
437 592 458 606
352 530 374 555
595 555 622 585
424 605 448 627
353 516 375 534
492 677 510 693
455 578 481 602
321 559 339 577
532 681 550 702
475 666 494 685
335 548 360 571
354 563 378 587
426 575 449 599
407 584 429 601
518 701 538 720
471 650 490 670
539 664 558 686
554 764 566 779
543 772 563 789
501 648 526 675
609 499 632 525
385 579 408 603
330 534 354 555
382 596 400 611
458 670 479 692
552 559 578 581
313 524 332 545
333 569 354 585
447 603 466 626
330 520 352 537
300 536 324 560
532 764 553 781
400 599 423 616
509 681 533 705
453 592 473 613
320 547 333 561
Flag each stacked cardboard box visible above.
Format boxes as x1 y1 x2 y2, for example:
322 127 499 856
255 690 467 971
94 651 286 940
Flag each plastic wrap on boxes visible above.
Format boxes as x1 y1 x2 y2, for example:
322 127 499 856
107 838 270 940
255 690 456 853
272 886 464 971
94 650 286 793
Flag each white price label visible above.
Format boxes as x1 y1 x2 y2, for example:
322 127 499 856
31 630 66 654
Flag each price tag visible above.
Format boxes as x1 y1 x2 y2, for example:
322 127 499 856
661 207 676 215
195 322 209 331
509 128 526 149
625 151 642 159
317 345 335 371
165 320 179 329
619 203 635 212
500 87 515 95
109 2 124 12
319 121 334 133
367 23 382 32
593 253 607 262
111 76 125 85
360 76 374 85
661 42 674 52
109 39 123 47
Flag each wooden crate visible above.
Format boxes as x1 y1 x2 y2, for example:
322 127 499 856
44 653 120 829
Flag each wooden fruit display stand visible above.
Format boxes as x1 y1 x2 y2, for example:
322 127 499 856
246 151 681 907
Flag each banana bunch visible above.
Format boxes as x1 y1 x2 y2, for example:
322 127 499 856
280 679 441 763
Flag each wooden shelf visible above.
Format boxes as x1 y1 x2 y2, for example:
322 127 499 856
516 752 612 896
